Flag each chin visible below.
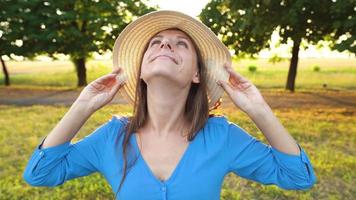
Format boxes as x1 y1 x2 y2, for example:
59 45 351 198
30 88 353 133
143 72 177 83
142 72 186 88
141 63 189 86
142 63 175 78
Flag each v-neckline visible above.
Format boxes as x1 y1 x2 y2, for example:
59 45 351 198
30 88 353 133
132 132 195 185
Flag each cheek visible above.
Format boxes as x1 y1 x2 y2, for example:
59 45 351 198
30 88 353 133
141 49 153 67
140 52 150 77
182 52 198 72
142 50 150 64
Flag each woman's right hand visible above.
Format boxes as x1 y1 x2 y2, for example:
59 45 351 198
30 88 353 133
75 67 127 114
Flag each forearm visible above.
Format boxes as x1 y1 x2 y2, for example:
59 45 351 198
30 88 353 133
41 101 92 148
246 102 300 155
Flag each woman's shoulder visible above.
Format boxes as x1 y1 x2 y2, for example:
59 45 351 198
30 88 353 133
205 114 249 139
200 114 230 137
207 113 229 126
102 115 130 140
110 114 130 125
197 114 233 149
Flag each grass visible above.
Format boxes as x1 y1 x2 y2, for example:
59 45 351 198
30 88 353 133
0 105 131 200
233 58 356 90
0 58 355 90
0 61 111 89
0 104 355 199
0 58 355 199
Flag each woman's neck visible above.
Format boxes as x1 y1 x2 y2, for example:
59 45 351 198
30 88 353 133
144 80 191 139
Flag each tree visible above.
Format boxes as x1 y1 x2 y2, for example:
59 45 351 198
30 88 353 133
0 3 12 86
0 0 36 86
21 0 156 86
200 0 355 91
1 0 70 86
328 0 355 54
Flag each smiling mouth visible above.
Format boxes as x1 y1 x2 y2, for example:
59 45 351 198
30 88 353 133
152 55 178 64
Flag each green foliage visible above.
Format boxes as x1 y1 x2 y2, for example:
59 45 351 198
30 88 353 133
1 0 157 86
313 65 320 72
268 54 285 64
0 0 37 57
199 0 355 91
1 0 156 59
200 0 354 56
327 0 355 53
248 65 257 72
200 0 272 56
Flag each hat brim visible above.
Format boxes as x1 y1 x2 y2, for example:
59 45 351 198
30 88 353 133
113 10 231 109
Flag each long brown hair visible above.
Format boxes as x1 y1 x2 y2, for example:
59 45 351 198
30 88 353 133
114 29 211 198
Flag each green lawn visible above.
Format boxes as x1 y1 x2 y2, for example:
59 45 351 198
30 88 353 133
0 104 355 199
0 58 355 199
1 58 355 90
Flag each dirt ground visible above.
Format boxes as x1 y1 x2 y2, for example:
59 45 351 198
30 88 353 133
0 87 355 110
221 89 356 110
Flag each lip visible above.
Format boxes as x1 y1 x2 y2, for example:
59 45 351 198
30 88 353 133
152 54 178 64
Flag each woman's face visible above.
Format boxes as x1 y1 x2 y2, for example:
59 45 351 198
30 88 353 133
140 29 200 88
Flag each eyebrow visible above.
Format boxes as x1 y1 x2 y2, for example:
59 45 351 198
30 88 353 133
151 35 190 41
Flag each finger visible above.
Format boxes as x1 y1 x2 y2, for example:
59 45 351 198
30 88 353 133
111 67 123 75
223 61 232 68
99 68 124 85
109 73 127 96
109 79 126 97
115 73 128 84
217 80 234 96
95 73 117 85
224 64 249 83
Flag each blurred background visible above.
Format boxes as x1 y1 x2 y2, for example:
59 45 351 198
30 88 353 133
0 0 355 199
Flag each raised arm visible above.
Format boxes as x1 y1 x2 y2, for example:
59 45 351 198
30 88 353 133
224 119 316 190
23 67 127 186
217 64 299 155
42 67 126 148
217 64 317 189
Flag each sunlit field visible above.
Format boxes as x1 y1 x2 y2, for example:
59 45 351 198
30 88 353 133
0 104 355 199
0 58 355 199
1 58 355 90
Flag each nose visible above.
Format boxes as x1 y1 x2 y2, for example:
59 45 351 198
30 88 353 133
160 40 173 52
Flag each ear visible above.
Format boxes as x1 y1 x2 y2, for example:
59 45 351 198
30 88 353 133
192 71 200 83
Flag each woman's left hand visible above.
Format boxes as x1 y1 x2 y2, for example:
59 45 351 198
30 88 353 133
217 64 267 114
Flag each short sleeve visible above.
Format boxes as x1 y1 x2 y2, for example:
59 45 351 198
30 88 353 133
225 118 317 190
22 117 118 187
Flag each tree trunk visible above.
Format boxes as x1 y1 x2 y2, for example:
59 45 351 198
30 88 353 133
285 38 301 92
1 56 10 86
73 57 87 87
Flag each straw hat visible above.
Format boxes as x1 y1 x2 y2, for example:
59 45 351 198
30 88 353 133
113 10 231 109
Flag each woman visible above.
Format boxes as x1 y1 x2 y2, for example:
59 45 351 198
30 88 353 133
23 11 317 199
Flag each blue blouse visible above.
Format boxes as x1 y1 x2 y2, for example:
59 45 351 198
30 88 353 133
23 115 317 199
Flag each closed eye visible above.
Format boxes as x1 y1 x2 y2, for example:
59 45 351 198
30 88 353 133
150 39 161 46
177 41 188 48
